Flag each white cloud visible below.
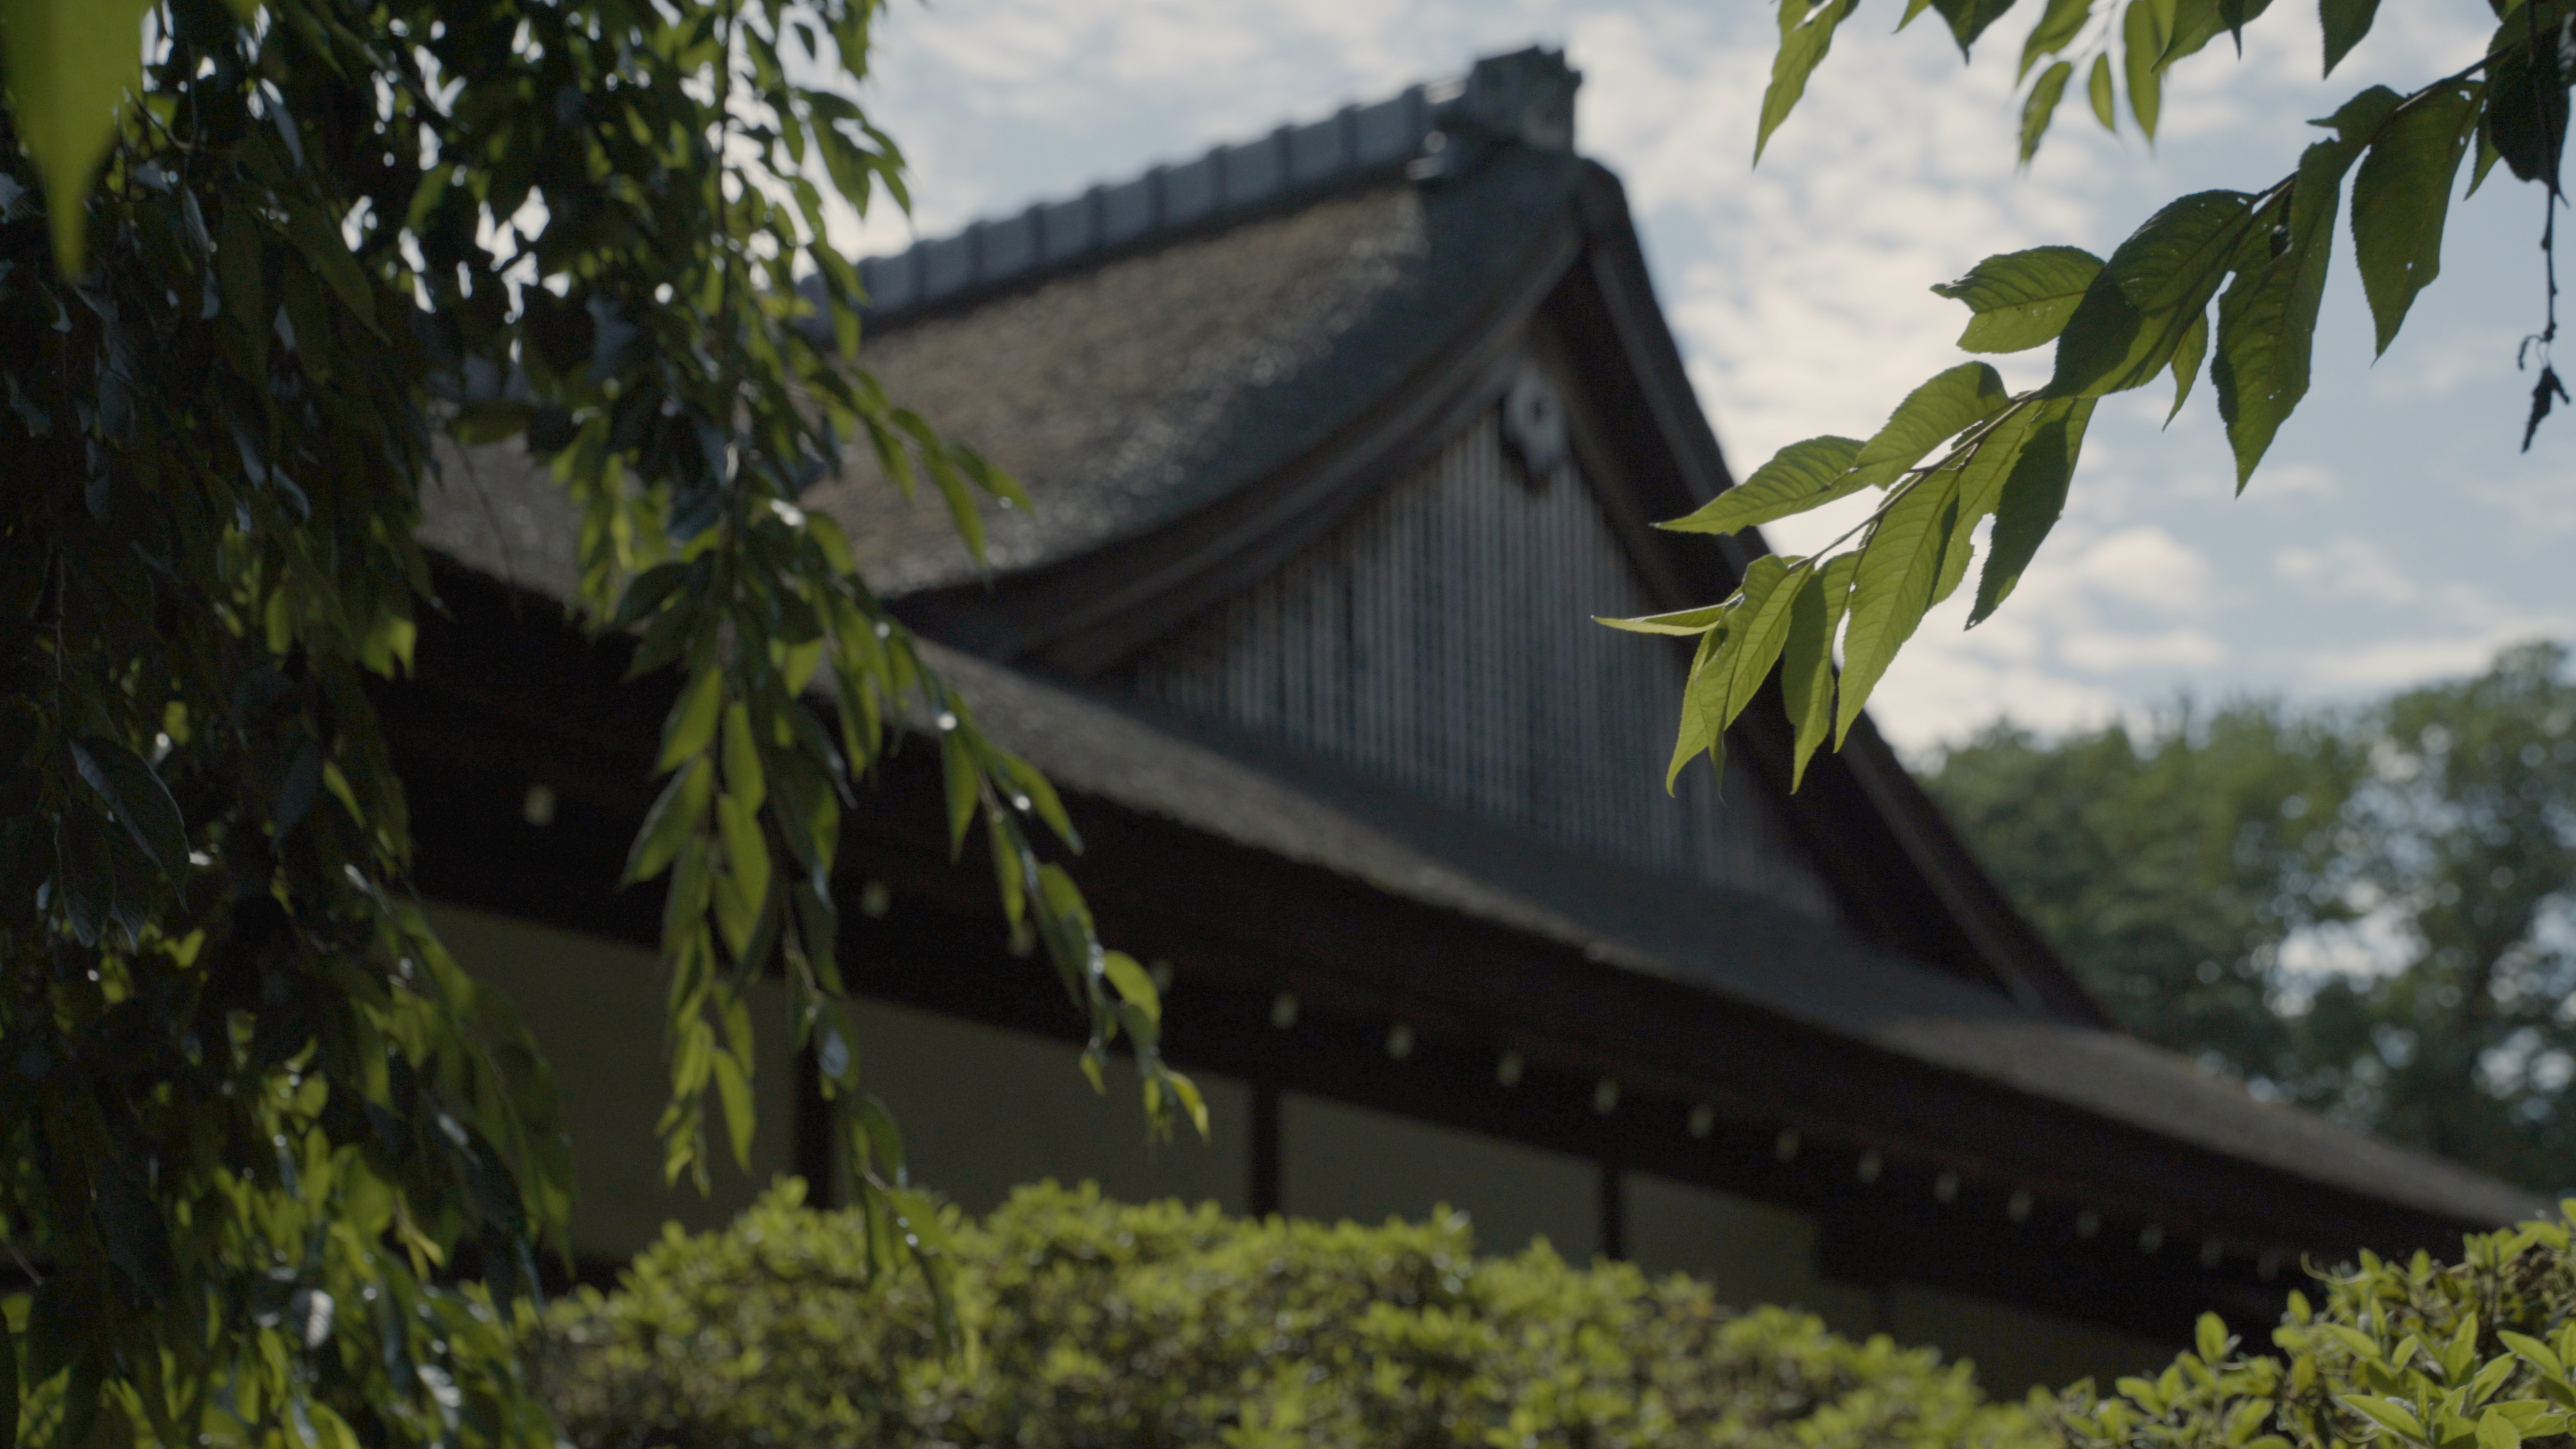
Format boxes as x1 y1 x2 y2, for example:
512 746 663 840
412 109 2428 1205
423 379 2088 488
2072 527 2218 611
2058 627 2229 672
2274 535 2417 605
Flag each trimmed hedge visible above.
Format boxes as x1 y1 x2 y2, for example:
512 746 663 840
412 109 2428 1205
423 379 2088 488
545 1181 2047 1449
547 1181 2576 1449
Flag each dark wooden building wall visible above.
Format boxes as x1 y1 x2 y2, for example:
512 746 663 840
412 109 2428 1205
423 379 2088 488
1124 404 1835 916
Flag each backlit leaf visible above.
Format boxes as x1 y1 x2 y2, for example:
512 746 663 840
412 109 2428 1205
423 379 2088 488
1852 362 2010 487
1972 396 2096 623
1599 601 1731 635
2018 0 2094 77
2088 52 2118 130
2169 307 2208 421
1668 555 1799 788
2351 81 2478 354
2021 60 2076 162
2049 189 2255 397
1933 246 2104 352
1782 552 1859 789
2215 93 2389 484
2123 0 2176 138
1757 0 1860 161
1660 435 1864 535
1837 469 1967 744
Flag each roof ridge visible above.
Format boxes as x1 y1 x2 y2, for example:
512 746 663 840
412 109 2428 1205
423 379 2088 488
855 45 1580 320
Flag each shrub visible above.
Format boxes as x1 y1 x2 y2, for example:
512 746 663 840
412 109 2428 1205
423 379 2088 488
545 1180 2048 1449
550 1181 2576 1449
2053 1207 2576 1449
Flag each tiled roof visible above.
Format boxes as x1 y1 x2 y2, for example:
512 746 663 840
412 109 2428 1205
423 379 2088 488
855 46 1580 319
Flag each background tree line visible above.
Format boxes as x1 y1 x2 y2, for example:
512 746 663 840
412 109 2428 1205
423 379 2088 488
1925 640 2576 1195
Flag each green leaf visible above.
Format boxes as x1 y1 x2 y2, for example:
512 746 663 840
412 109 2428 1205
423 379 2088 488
2351 82 2477 354
1853 363 2011 485
624 757 712 883
2019 0 2094 77
2504 1332 2566 1377
2168 307 2208 421
2219 0 2276 48
2321 0 2383 74
1667 555 1799 789
1598 602 1730 636
2215 93 2390 484
1102 951 1160 1023
853 1094 908 1184
1757 0 1859 162
659 667 725 771
2049 189 2255 397
1660 435 1865 535
1717 555 1809 723
2159 0 2273 68
2341 1397 2426 1440
0 0 155 273
1971 396 2096 623
2123 0 2176 137
2485 22 2568 189
286 207 376 332
1931 0 2023 54
1782 552 1858 789
2197 1312 2233 1364
939 728 977 855
711 1049 756 1169
2021 60 2076 162
2481 1407 2526 1449
1952 398 2043 523
70 737 186 875
1836 469 1968 744
717 793 773 924
720 702 766 814
1933 246 2104 352
2088 52 2118 130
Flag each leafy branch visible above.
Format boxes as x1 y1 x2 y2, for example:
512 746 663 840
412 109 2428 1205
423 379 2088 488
1629 0 2572 792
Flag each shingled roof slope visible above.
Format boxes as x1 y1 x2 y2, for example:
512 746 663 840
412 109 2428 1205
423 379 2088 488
814 58 1587 603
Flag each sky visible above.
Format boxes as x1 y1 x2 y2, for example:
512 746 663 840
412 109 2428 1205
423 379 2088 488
823 0 2576 756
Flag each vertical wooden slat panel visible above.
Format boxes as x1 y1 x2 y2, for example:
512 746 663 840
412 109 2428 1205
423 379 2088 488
1127 407 1835 919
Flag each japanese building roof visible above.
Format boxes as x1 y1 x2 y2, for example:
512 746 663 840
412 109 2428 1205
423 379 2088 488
411 46 2546 1249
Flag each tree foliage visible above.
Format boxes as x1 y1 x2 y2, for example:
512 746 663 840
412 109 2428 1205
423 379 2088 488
0 0 1194 1444
1621 0 2576 794
1925 643 2576 1194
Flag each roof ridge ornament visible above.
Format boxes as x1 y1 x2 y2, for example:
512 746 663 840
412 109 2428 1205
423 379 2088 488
849 46 1582 322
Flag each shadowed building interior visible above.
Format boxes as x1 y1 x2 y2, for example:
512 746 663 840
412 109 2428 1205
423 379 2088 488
398 47 2538 1397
